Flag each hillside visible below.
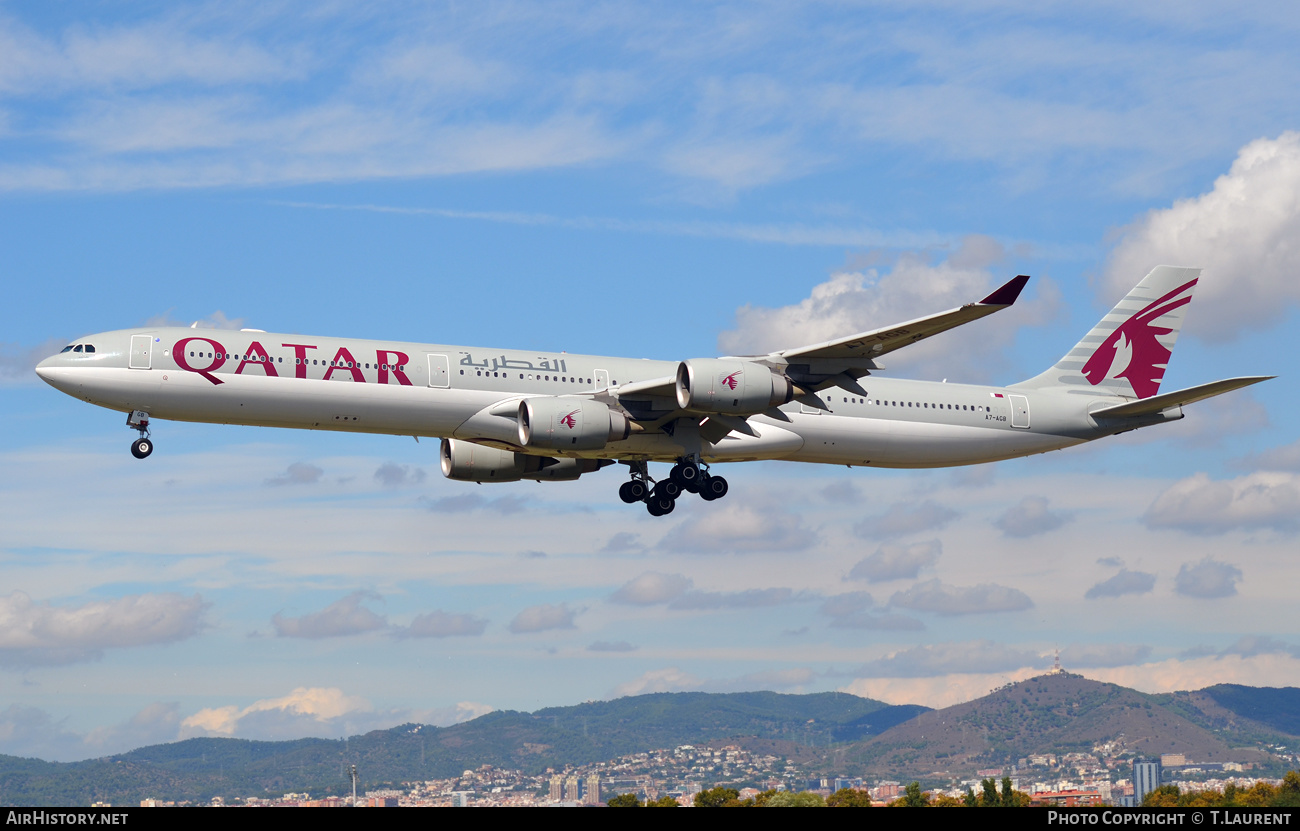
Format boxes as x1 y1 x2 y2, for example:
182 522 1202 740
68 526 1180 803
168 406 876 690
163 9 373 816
4 679 1298 805
842 673 1274 778
0 690 911 805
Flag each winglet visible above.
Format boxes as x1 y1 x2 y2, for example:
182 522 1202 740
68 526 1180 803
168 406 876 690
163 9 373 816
980 274 1030 306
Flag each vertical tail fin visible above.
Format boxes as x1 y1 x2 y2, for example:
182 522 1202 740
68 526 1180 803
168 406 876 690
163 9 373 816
1015 265 1200 399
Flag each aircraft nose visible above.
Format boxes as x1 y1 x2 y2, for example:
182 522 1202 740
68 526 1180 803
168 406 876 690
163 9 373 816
34 354 76 391
35 354 56 382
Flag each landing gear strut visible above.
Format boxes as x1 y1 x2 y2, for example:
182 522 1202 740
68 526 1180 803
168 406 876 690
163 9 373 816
127 410 153 459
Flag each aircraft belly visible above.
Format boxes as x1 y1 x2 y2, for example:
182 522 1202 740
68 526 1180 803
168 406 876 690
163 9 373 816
787 414 1075 467
703 422 804 462
148 373 483 436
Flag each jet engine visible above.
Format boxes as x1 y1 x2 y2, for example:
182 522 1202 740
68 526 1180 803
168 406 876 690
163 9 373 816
675 359 794 415
440 438 536 482
440 439 611 483
518 397 631 451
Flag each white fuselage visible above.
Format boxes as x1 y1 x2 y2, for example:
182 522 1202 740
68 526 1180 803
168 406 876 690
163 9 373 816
36 327 1145 470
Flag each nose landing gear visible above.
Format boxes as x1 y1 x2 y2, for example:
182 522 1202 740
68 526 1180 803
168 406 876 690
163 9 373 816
126 410 153 459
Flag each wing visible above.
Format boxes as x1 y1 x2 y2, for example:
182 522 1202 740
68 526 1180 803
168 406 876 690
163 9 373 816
606 274 1030 437
775 274 1030 366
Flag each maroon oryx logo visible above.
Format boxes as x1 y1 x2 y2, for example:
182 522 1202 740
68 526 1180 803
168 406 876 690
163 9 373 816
1082 278 1196 399
720 370 741 391
560 409 580 429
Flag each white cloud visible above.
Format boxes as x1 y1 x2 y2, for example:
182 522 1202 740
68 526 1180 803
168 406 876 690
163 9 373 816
1143 472 1300 534
717 237 1061 382
401 610 487 638
1058 643 1152 668
0 591 207 667
423 493 530 514
888 579 1033 616
669 588 796 610
843 668 1044 709
1175 558 1243 599
588 640 637 652
264 462 323 486
855 640 1046 678
144 309 245 329
610 572 693 606
1105 132 1300 341
995 496 1072 538
601 532 644 553
847 540 941 582
508 603 576 634
374 462 425 487
0 338 67 384
1084 569 1156 600
181 686 372 740
608 665 815 698
855 500 959 539
658 503 814 553
272 592 387 639
0 701 181 762
820 592 924 631
0 18 303 95
1234 439 1300 473
611 667 702 698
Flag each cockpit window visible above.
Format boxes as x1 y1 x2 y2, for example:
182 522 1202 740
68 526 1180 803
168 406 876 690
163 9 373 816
73 345 83 352
84 344 95 353
60 345 74 353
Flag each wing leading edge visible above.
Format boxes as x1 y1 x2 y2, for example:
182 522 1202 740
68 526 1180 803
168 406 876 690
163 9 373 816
775 274 1030 364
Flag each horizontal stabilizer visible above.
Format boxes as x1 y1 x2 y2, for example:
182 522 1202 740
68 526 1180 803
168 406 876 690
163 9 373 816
1091 376 1274 419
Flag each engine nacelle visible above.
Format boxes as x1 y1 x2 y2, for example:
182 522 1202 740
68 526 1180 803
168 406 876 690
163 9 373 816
440 438 537 482
675 359 794 415
518 397 631 451
523 458 613 481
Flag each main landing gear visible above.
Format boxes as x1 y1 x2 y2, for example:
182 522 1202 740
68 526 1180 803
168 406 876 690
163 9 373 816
127 410 153 459
618 458 728 516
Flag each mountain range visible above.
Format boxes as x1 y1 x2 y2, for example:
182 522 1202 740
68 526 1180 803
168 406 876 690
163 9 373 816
2 675 1297 805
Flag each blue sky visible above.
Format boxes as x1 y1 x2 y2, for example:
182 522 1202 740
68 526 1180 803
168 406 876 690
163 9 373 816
2 1 1299 762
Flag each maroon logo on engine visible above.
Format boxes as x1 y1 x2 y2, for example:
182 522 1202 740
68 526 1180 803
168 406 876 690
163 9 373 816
721 370 741 391
560 410 580 429
1082 278 1197 399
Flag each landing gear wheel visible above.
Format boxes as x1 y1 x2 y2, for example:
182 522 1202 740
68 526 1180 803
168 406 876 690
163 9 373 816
131 438 153 459
699 475 728 501
670 462 702 487
655 479 682 500
620 481 650 503
646 494 675 516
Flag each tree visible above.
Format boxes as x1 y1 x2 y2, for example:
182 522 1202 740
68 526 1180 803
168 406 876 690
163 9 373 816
646 795 680 808
892 782 930 807
1142 785 1181 807
963 788 978 807
607 793 640 807
826 788 872 807
694 787 742 807
980 779 999 807
767 791 826 807
1000 776 1031 807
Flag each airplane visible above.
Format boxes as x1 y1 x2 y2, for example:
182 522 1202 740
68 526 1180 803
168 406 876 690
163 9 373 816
35 265 1270 516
